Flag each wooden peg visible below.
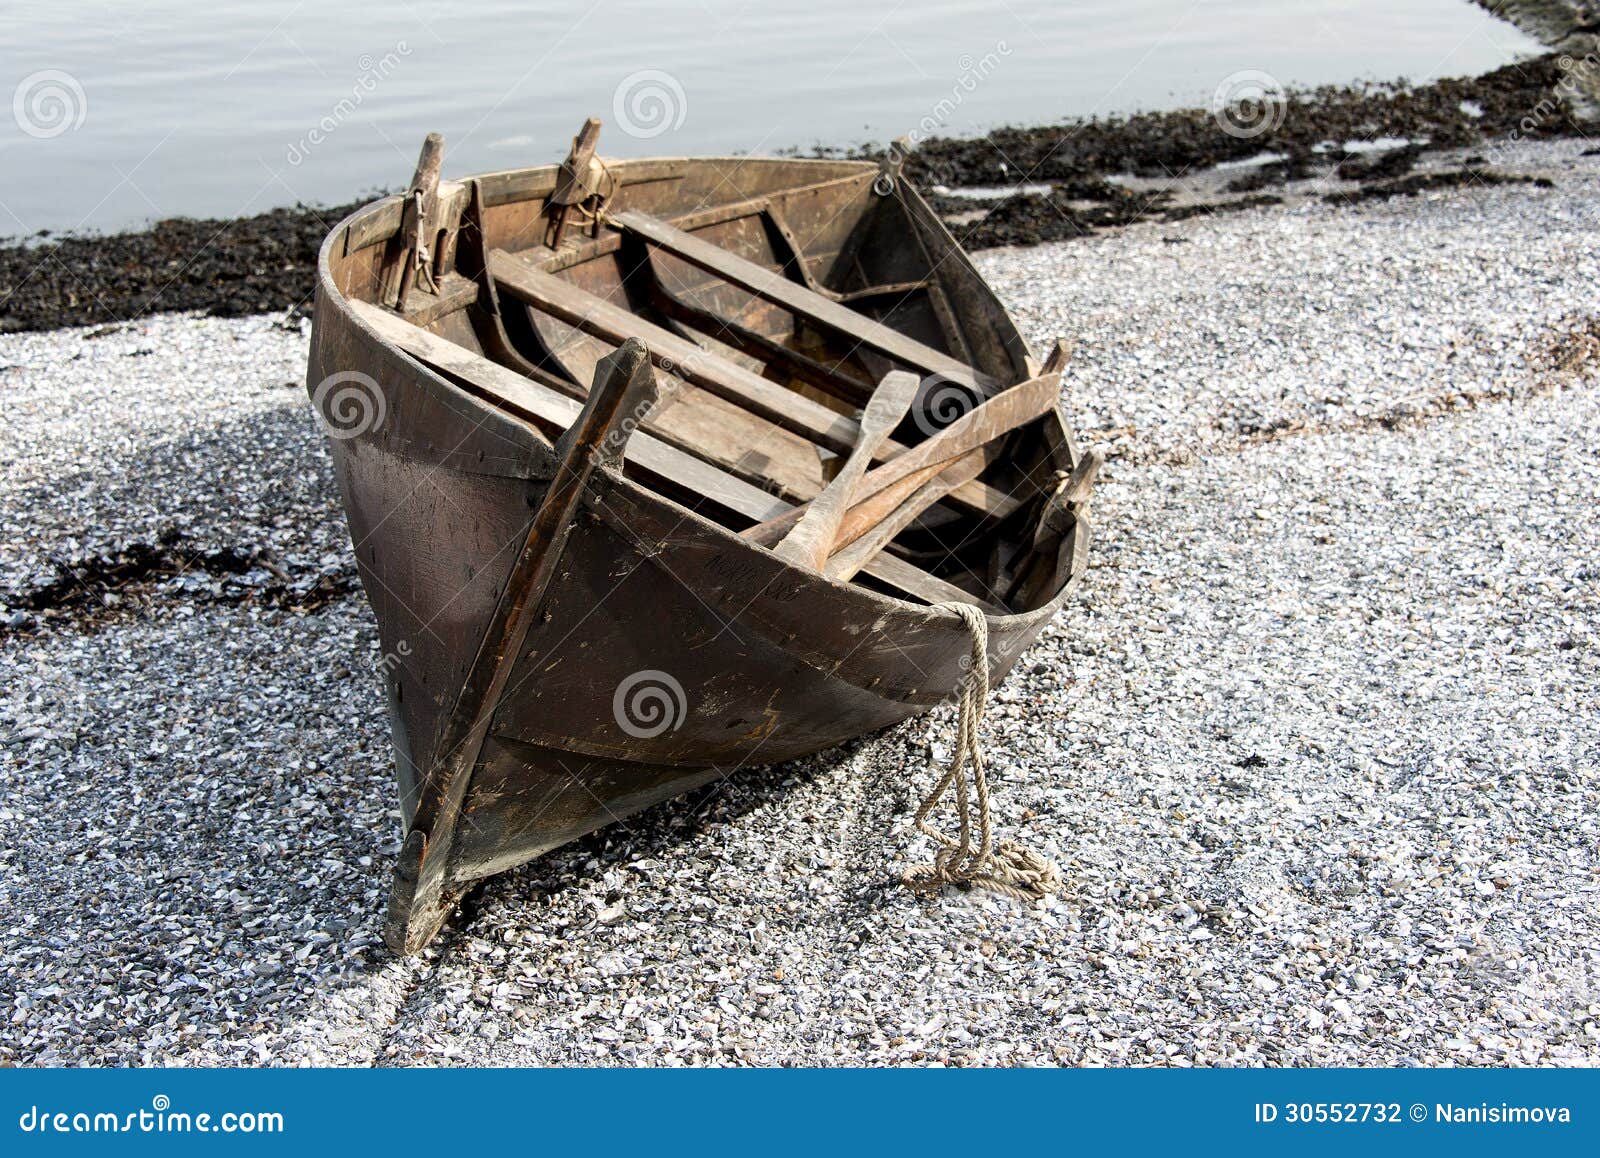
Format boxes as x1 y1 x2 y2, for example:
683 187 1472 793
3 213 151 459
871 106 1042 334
547 118 607 247
382 132 445 307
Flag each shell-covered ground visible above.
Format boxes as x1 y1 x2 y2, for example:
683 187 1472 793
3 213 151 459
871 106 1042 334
1 138 1596 1067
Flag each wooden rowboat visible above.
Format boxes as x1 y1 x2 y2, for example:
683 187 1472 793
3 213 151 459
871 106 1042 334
306 123 1098 953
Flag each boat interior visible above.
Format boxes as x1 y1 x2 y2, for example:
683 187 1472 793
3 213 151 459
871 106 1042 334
323 123 1095 616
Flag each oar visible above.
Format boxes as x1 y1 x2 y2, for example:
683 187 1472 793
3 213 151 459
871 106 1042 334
824 446 992 581
771 370 920 569
744 341 1072 551
827 442 1000 557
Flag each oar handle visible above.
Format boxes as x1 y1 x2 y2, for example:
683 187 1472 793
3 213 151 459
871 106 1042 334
772 370 920 569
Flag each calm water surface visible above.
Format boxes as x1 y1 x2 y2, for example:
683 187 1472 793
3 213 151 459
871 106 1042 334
1 0 1538 235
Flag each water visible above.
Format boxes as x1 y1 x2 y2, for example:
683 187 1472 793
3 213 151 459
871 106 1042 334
1 0 1538 236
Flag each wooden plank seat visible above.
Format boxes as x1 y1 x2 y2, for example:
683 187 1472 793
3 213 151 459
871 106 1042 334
349 299 999 611
487 249 1019 523
642 276 878 405
608 209 1000 395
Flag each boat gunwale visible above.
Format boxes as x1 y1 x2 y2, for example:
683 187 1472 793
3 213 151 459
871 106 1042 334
313 157 1078 634
338 155 879 255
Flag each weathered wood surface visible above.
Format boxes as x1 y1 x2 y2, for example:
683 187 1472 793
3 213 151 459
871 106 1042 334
493 249 861 453
315 145 1083 955
825 446 992 581
741 364 1064 549
546 117 603 247
611 209 999 393
1009 448 1101 609
349 301 985 609
512 306 828 501
387 339 659 953
773 370 919 569
829 443 998 555
645 276 875 403
490 248 1013 518
381 132 445 307
398 271 478 326
453 186 825 500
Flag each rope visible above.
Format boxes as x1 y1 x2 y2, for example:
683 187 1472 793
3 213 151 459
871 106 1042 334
902 602 1062 902
408 190 440 295
570 158 619 233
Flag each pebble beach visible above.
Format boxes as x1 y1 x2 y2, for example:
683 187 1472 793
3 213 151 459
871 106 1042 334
1 137 1596 1067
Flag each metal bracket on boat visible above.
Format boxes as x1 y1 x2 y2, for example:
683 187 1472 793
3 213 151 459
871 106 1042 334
382 132 463 308
546 117 617 248
873 135 913 197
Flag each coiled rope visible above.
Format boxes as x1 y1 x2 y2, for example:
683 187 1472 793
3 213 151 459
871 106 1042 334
903 602 1062 902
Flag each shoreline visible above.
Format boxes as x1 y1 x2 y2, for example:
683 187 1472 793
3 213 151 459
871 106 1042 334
0 53 1589 334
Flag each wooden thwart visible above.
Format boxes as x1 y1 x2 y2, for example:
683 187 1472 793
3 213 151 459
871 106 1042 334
488 248 1016 520
645 277 876 403
510 303 828 502
349 300 993 610
610 209 999 394
492 249 859 452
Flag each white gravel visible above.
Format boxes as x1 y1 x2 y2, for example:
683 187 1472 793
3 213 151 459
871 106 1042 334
1 138 1597 1067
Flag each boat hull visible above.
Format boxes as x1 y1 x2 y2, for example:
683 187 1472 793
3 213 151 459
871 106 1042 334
307 152 1091 952
313 290 1071 880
